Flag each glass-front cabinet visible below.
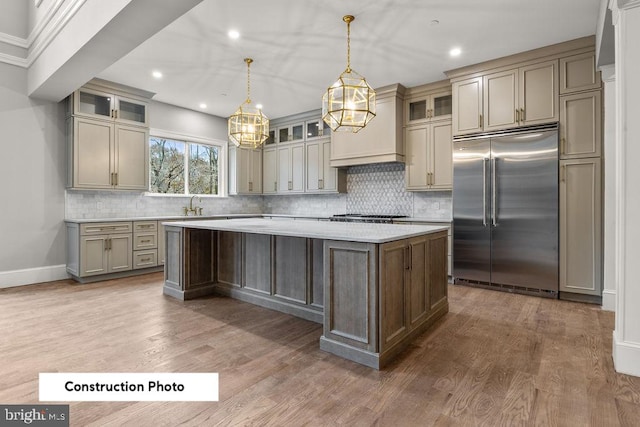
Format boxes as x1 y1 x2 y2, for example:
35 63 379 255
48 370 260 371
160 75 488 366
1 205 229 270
73 88 148 127
305 119 331 140
405 87 452 124
276 123 304 143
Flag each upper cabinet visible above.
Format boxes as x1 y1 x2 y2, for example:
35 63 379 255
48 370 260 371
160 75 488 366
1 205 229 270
560 52 601 94
405 122 452 191
405 89 452 124
306 139 347 193
66 79 153 191
483 61 558 132
229 146 262 195
73 87 149 127
452 77 483 136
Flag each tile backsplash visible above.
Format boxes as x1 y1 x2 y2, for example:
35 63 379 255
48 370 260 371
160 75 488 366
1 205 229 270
67 162 452 220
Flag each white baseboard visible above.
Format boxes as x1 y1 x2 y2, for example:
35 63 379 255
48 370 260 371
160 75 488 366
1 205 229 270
602 289 616 312
0 265 69 288
613 330 640 377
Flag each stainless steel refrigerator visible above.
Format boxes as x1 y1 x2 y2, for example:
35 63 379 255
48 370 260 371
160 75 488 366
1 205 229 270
452 125 559 296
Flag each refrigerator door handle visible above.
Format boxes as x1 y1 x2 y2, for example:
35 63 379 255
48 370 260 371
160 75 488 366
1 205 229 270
491 158 497 227
483 157 488 226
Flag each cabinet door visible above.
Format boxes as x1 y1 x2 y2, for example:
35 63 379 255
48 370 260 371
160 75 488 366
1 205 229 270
291 145 305 192
430 122 453 190
452 77 483 135
263 148 278 194
306 141 321 192
235 147 251 193
405 127 429 190
379 240 409 352
560 52 601 94
115 125 149 190
115 96 148 126
519 60 558 126
74 88 114 120
80 235 109 276
277 147 290 192
560 158 602 295
108 233 133 273
560 90 602 159
321 140 337 191
249 149 262 193
74 118 113 189
430 90 453 122
483 69 518 132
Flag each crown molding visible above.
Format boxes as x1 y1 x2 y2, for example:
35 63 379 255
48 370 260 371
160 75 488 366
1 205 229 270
0 0 85 69
618 0 640 9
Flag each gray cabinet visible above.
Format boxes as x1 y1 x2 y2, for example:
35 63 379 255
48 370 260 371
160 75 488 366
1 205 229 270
133 221 158 270
560 158 602 297
305 139 346 193
229 146 262 195
73 87 149 127
405 121 452 191
277 144 304 193
77 222 133 277
560 90 602 159
262 147 278 194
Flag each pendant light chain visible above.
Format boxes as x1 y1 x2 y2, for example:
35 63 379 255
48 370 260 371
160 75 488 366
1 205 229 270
245 58 252 104
344 15 353 73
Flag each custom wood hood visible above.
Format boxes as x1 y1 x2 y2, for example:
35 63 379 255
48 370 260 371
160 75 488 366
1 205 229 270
329 84 406 167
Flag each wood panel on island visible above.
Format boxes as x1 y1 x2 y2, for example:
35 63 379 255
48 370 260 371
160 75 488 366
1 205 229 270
162 218 449 369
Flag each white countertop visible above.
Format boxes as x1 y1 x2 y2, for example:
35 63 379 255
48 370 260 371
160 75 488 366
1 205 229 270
164 218 449 244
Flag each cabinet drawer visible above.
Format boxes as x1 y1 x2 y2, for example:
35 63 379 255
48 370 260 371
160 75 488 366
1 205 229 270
133 249 158 269
134 232 157 250
134 221 157 233
81 222 132 235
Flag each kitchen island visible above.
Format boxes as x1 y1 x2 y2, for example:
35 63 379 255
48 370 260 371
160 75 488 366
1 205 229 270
163 218 449 369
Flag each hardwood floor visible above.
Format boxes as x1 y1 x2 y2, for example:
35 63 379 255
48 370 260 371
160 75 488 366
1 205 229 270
1 272 639 426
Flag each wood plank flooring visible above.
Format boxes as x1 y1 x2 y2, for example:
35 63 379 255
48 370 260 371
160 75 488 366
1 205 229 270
1 272 639 426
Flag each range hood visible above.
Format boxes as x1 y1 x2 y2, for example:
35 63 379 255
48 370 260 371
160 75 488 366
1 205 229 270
329 83 405 167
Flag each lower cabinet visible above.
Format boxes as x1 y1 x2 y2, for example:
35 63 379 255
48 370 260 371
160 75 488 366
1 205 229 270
379 234 448 353
560 157 602 297
73 222 132 277
66 220 162 281
321 231 448 367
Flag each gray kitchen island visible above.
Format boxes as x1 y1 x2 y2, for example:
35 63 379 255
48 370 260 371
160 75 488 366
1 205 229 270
163 218 449 369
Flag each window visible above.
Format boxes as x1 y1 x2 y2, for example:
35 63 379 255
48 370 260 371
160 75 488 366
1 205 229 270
149 134 226 196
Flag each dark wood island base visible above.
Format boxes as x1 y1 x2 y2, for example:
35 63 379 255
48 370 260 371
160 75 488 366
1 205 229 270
163 219 449 369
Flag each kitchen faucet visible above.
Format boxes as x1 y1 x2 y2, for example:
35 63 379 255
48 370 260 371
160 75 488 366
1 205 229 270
183 195 203 216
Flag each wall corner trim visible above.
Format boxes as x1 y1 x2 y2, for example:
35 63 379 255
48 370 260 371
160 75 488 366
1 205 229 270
613 330 640 377
0 265 69 288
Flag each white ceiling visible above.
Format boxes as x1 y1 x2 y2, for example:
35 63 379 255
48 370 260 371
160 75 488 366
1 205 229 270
98 0 601 120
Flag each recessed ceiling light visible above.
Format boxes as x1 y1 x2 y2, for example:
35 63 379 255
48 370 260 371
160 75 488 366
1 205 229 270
199 103 207 109
450 47 462 57
228 30 240 39
430 20 439 26
256 104 263 110
152 70 162 79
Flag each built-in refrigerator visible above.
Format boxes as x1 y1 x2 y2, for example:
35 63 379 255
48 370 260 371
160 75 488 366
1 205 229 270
452 125 559 296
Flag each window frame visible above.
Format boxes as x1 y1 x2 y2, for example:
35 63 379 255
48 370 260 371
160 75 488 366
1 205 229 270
147 128 228 197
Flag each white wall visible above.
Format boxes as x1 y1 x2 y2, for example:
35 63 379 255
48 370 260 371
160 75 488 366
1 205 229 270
0 62 66 286
150 100 227 140
0 0 28 38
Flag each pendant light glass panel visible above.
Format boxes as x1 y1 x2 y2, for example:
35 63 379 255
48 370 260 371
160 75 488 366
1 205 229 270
322 69 375 133
228 58 269 148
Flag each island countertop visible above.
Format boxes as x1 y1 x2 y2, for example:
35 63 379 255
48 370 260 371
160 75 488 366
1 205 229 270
164 218 448 244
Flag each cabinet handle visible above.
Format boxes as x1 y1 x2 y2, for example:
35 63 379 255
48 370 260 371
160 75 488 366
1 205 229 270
110 172 114 186
561 138 566 155
520 108 525 122
288 181 292 190
249 182 253 192
114 109 118 119
405 246 411 270
140 257 151 262
479 114 483 126
515 109 520 123
141 239 150 243
561 165 566 182
110 109 114 119
274 182 277 191
318 179 323 189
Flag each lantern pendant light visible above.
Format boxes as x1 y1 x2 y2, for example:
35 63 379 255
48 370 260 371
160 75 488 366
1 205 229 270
228 58 269 148
322 15 376 133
